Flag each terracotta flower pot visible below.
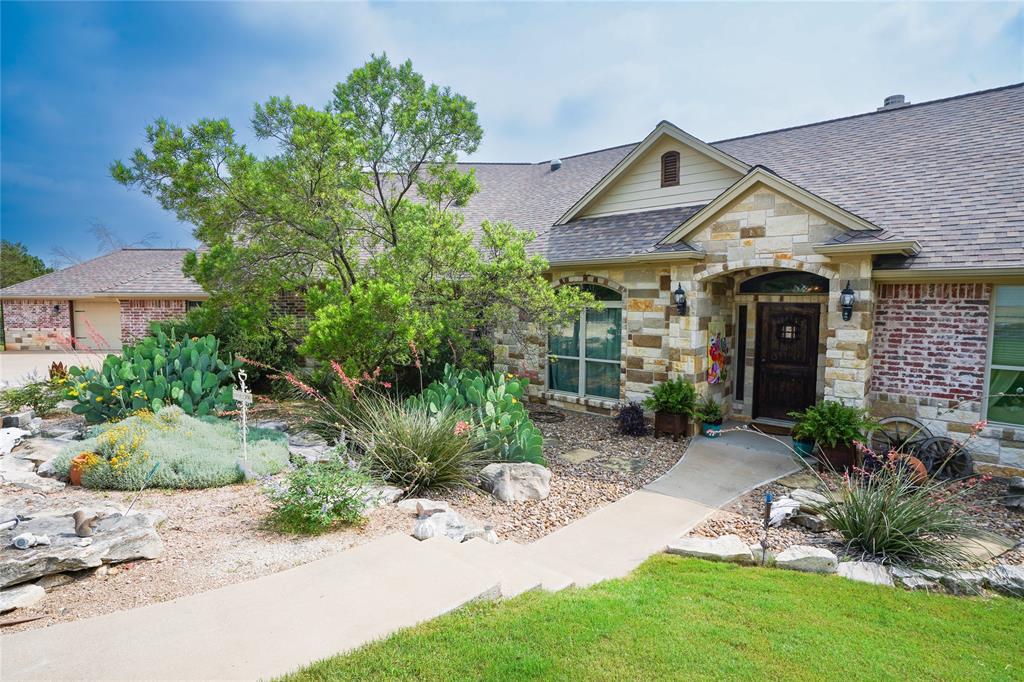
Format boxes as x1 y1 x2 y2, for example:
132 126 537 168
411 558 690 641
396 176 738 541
654 411 689 442
69 453 93 486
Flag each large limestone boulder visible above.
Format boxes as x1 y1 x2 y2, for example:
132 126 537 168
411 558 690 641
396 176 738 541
985 564 1024 598
666 535 753 564
0 502 164 588
790 488 830 510
775 545 838 573
891 566 943 591
1002 477 1024 509
837 561 894 586
478 463 551 502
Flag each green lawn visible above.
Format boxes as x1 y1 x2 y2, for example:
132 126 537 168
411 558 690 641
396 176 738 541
284 555 1024 682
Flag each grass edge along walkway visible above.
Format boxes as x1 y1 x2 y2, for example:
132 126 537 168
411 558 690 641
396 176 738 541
283 555 1024 682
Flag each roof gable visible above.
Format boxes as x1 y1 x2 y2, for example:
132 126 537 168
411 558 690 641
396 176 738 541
659 167 880 245
556 121 749 224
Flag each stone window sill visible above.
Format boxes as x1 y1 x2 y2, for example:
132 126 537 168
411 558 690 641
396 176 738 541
540 390 620 411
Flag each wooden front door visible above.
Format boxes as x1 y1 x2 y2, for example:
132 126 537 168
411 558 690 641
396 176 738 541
754 303 819 420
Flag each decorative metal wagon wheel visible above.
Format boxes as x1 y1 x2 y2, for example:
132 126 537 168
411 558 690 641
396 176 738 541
869 417 932 459
914 436 975 480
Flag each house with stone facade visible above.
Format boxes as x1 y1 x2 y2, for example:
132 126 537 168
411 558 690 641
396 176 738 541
0 249 206 351
3 84 1022 467
470 85 1021 467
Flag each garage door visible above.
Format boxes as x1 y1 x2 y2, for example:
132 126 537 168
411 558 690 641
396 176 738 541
72 300 122 350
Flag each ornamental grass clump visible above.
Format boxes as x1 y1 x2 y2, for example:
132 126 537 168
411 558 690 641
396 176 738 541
53 407 289 489
816 455 999 570
350 394 491 495
266 458 373 534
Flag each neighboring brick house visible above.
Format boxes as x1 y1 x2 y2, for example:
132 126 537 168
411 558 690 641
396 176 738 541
0 249 206 351
461 85 1022 467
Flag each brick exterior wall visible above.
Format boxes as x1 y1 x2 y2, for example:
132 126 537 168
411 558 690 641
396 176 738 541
120 299 188 344
871 283 991 401
2 299 72 350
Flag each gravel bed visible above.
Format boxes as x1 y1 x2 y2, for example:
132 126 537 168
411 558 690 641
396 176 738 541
689 474 1024 566
4 406 684 632
437 407 687 543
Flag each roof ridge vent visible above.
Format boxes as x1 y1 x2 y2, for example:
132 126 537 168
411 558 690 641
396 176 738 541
877 94 910 111
550 158 562 171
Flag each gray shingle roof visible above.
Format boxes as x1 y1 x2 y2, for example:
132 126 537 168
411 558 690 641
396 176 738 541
459 84 1024 271
546 206 702 263
0 249 205 299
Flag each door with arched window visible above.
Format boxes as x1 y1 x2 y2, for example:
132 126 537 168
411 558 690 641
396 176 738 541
548 284 622 399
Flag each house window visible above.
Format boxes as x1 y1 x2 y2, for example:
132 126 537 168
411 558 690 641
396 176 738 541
185 300 203 311
548 284 622 399
986 285 1024 426
661 151 680 187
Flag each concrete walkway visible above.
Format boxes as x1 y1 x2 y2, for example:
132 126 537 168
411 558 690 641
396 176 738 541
0 351 105 387
1 428 799 681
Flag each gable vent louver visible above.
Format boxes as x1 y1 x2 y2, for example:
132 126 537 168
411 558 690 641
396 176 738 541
661 151 680 187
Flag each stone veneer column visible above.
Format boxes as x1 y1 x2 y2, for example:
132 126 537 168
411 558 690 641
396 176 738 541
823 257 874 408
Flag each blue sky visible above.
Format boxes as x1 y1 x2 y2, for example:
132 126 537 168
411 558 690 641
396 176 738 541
2 2 1021 266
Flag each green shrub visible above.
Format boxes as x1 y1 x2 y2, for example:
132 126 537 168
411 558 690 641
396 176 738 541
695 395 723 425
52 407 289 489
266 459 372 534
644 378 697 416
0 380 63 416
788 401 878 448
351 395 491 495
818 464 999 569
64 330 240 423
407 365 544 465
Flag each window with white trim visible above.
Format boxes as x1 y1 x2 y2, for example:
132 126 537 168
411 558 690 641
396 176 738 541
548 284 622 399
987 285 1024 426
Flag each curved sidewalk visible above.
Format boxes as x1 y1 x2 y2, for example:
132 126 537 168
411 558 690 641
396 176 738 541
1 428 799 681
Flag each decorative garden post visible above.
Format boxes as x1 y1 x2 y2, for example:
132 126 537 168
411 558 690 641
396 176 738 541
233 369 254 478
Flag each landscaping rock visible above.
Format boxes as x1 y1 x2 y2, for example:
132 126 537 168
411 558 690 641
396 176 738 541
666 535 752 564
359 485 403 510
1 469 66 493
1002 477 1024 509
35 572 75 589
0 428 31 456
253 420 288 432
768 497 800 527
837 561 894 586
411 510 467 542
775 472 822 490
397 499 450 515
0 455 36 474
775 545 838 573
790 513 832 533
288 445 335 465
0 584 45 612
0 506 164 588
939 570 988 596
11 438 66 466
892 566 942 591
3 410 35 429
559 448 602 464
463 526 500 544
479 463 551 502
985 564 1024 598
790 488 829 510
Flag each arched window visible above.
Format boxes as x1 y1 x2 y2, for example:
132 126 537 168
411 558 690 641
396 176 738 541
661 151 680 187
548 284 622 399
739 271 829 294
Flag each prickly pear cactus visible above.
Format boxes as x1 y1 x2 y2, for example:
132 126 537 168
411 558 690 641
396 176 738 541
65 330 241 423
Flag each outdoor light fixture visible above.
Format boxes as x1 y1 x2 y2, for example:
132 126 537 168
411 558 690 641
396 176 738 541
52 304 61 314
840 281 855 321
673 283 687 316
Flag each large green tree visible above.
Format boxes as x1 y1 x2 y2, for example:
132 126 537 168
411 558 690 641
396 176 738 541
112 55 590 373
1 240 51 288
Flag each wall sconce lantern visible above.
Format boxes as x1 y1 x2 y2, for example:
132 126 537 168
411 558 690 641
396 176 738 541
673 283 687 316
839 281 855 321
52 304 61 314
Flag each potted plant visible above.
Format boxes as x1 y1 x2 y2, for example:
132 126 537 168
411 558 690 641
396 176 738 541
696 395 724 436
794 400 878 471
644 378 696 441
787 408 816 459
